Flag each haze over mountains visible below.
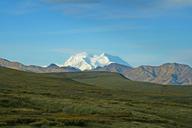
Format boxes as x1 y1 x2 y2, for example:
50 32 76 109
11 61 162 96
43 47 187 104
0 52 192 85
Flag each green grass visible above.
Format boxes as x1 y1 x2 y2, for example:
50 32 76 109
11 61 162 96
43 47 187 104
0 67 192 128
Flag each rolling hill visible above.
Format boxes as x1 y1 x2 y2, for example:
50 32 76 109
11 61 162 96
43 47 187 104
0 66 192 128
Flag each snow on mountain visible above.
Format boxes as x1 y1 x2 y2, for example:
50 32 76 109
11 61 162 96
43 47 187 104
63 52 93 71
63 52 131 71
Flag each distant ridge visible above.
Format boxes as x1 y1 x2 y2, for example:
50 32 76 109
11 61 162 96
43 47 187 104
1 55 192 85
124 63 192 85
0 58 80 73
95 62 192 85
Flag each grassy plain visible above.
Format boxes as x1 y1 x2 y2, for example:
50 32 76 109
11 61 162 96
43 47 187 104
0 67 191 128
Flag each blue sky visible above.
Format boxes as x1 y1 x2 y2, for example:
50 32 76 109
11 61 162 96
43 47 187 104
0 0 192 67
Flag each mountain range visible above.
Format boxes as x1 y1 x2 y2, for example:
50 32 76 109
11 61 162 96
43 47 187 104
0 52 192 85
0 58 80 73
64 52 131 71
125 63 192 85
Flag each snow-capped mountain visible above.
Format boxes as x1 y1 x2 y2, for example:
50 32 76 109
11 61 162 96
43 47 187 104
63 52 131 71
1 56 192 85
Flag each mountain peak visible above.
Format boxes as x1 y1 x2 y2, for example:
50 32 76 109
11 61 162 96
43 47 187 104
97 53 131 67
47 63 59 68
63 52 131 71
